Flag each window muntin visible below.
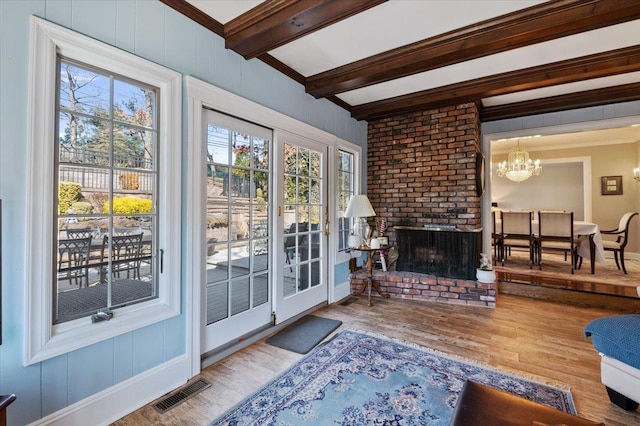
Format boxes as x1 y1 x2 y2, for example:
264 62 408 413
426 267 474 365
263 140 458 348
55 59 158 324
337 150 355 252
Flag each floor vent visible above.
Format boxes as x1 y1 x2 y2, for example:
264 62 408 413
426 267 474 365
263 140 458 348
153 378 211 414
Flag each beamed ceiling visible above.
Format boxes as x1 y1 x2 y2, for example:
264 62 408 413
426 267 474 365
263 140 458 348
161 0 640 123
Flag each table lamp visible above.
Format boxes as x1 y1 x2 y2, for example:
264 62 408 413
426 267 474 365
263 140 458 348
344 194 376 248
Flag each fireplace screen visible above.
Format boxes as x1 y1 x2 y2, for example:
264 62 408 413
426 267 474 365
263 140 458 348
395 226 482 280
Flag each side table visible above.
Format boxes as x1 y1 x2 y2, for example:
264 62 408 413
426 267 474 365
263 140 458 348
354 247 390 306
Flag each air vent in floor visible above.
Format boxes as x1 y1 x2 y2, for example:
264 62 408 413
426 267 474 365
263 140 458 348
153 378 211 414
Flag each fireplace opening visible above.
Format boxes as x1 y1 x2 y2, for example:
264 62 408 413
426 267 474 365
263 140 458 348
395 226 482 280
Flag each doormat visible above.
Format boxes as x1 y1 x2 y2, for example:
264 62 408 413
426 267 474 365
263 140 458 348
265 315 342 354
211 329 576 425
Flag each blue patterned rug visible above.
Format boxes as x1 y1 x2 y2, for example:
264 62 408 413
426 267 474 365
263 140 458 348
210 329 576 425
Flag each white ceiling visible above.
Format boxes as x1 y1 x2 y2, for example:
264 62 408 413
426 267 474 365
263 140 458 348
185 0 640 110
181 0 640 148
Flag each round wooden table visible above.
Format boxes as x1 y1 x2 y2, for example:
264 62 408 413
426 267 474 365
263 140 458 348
354 247 391 306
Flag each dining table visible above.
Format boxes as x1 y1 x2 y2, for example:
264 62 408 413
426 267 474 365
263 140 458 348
495 219 605 274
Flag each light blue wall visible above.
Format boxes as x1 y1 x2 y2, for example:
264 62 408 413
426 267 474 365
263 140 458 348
0 1 367 424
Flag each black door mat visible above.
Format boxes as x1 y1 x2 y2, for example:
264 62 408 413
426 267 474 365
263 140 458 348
265 315 342 354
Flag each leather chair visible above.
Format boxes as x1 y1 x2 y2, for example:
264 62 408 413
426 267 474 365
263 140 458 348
449 381 603 426
600 212 638 274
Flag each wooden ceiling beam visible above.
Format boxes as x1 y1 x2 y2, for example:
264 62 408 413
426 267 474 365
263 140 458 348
158 0 224 36
307 0 640 98
481 82 640 122
224 0 386 60
351 45 640 121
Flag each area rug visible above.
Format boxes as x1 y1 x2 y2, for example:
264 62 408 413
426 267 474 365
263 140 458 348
210 329 576 425
265 315 342 354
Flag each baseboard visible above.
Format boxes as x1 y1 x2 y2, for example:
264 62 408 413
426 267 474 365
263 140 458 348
28 355 191 426
333 280 352 302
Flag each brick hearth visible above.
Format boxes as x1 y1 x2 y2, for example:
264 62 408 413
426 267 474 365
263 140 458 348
351 102 496 307
350 270 496 308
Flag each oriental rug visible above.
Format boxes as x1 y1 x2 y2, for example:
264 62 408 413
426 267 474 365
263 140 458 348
210 329 576 425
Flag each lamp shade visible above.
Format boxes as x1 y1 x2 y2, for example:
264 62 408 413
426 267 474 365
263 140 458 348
344 194 376 218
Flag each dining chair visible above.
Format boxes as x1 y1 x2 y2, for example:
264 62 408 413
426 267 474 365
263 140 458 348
491 210 502 266
536 211 576 274
600 212 638 274
500 211 534 268
57 236 92 287
100 233 144 281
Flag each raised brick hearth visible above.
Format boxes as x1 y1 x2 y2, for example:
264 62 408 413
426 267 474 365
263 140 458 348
350 270 496 308
350 102 496 307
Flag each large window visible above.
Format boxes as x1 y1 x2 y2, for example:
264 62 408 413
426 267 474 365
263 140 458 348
337 150 355 252
55 59 158 324
25 17 181 364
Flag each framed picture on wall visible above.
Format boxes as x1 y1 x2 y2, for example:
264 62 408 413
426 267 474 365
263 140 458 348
601 175 623 195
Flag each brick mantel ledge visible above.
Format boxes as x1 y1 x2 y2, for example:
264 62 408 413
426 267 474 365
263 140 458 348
350 270 496 308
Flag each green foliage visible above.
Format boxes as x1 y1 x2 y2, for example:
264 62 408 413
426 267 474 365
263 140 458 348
59 182 82 214
103 197 152 215
70 201 93 215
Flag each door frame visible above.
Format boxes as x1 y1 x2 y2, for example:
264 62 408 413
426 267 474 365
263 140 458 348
186 76 343 376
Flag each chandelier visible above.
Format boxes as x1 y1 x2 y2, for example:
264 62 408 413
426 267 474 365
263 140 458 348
496 140 541 183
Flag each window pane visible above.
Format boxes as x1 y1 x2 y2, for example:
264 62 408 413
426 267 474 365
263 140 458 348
207 126 231 165
59 61 109 114
230 277 250 316
55 59 158 324
113 79 155 128
337 150 355 252
253 138 269 170
253 273 269 307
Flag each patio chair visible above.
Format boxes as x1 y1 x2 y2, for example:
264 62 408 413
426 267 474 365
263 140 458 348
57 236 92 287
100 233 144 281
601 212 638 274
284 222 308 271
114 227 142 236
66 228 97 239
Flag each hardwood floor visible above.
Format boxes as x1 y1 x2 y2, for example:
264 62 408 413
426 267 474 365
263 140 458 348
113 293 640 425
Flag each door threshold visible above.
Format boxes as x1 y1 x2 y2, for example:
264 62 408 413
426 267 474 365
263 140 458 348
200 301 327 369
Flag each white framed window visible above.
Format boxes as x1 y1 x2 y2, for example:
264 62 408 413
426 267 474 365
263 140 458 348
335 143 361 264
25 16 181 365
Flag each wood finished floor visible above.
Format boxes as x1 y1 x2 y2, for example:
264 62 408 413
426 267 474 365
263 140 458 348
113 293 640 426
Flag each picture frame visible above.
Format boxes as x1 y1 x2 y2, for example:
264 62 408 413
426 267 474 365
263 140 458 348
378 236 389 247
601 175 623 195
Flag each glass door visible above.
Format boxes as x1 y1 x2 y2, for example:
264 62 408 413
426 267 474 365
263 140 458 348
201 109 272 353
275 132 328 323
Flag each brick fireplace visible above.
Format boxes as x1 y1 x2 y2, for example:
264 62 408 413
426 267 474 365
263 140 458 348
350 102 496 308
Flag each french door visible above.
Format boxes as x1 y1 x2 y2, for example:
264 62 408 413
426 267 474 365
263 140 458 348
201 109 273 352
275 132 328 324
200 112 329 354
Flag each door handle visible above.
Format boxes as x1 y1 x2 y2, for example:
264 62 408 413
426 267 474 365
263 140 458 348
324 206 330 236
